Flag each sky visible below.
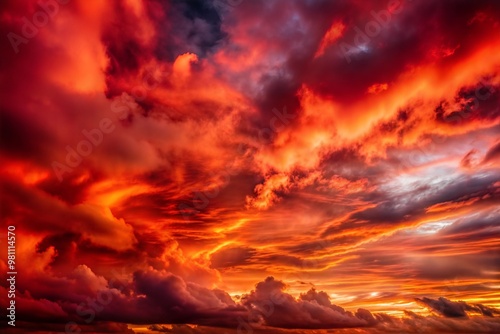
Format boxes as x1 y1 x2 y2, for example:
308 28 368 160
0 0 499 333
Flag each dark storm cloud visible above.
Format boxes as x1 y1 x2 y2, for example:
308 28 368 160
225 0 350 129
224 0 500 150
131 269 247 326
241 276 377 329
155 0 226 61
416 297 500 318
234 0 497 108
307 0 500 102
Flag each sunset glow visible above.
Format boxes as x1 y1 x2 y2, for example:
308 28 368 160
1 0 499 333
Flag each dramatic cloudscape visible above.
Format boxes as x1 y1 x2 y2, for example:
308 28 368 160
1 0 499 333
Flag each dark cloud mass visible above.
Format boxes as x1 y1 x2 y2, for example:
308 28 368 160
416 297 500 318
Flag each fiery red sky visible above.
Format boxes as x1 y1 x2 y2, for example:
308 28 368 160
1 0 500 333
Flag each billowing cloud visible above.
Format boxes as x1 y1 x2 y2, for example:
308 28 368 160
241 277 377 329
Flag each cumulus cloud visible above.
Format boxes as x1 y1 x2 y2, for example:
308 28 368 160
241 277 377 329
